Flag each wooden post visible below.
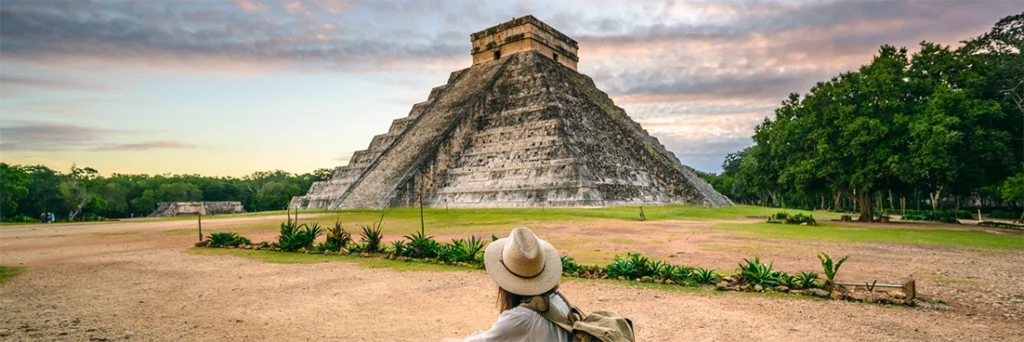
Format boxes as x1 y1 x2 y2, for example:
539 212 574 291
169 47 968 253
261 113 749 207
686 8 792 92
198 213 203 241
419 197 425 236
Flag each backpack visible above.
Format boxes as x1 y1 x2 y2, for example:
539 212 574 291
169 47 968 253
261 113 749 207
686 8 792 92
520 291 635 342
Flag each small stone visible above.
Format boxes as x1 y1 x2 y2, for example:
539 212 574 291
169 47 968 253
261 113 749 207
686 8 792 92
716 282 729 290
776 285 788 292
754 284 764 292
0 329 9 337
235 319 244 323
665 279 675 285
810 289 830 298
788 289 804 295
640 276 652 283
892 291 907 300
830 290 843 300
59 332 68 336
741 284 753 292
616 276 625 281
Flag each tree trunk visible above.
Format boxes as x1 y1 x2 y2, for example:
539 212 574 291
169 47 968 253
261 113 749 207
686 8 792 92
833 193 841 211
857 191 874 222
929 187 942 211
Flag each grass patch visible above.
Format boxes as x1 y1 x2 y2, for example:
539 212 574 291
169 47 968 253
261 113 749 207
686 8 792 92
0 266 26 284
717 222 1024 249
186 248 473 272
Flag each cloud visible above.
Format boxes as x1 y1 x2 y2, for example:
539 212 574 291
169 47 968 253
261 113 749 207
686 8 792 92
0 73 120 92
0 120 193 152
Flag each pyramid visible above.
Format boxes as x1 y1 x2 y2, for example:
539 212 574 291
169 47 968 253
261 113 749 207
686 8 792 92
290 16 732 210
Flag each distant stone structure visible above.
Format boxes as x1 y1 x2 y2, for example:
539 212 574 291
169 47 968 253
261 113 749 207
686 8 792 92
290 15 732 210
149 201 245 217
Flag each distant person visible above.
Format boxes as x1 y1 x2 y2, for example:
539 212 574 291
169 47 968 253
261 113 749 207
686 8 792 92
443 227 570 341
40 212 46 224
49 212 55 223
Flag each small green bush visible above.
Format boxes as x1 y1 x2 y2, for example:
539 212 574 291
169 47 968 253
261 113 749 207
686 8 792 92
359 224 384 253
990 209 1022 220
796 271 819 289
208 232 250 247
739 256 779 286
692 268 718 284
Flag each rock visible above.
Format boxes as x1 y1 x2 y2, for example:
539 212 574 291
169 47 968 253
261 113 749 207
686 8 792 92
891 291 907 300
722 276 735 283
716 282 729 291
339 248 350 255
754 284 764 292
830 290 843 300
789 289 805 295
235 319 244 323
665 279 675 285
640 276 652 283
616 276 626 281
810 289 830 298
0 329 9 337
741 284 753 292
776 285 789 292
359 253 369 258
59 332 68 336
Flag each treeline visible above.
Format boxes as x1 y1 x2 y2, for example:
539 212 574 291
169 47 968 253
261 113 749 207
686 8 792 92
702 13 1024 221
0 163 331 222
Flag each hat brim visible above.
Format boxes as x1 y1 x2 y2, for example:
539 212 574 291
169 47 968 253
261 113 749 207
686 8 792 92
484 237 562 296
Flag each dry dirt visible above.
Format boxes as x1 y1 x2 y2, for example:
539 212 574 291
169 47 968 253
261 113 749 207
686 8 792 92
1 214 1022 341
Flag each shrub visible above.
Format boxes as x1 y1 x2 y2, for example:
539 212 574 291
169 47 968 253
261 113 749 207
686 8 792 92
669 265 695 283
739 256 779 286
796 271 819 289
777 272 797 288
605 255 637 280
561 255 583 275
323 221 351 252
465 236 485 262
818 252 849 288
402 230 440 259
359 224 384 253
208 232 250 247
278 221 323 252
692 268 718 284
990 209 1022 220
901 209 966 223
390 240 406 256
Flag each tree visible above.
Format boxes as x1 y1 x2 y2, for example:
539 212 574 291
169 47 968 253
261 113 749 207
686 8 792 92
60 164 99 221
156 182 203 202
0 163 30 220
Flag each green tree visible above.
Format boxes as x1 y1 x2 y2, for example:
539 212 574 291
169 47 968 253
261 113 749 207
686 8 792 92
60 164 100 221
0 163 30 220
156 182 203 202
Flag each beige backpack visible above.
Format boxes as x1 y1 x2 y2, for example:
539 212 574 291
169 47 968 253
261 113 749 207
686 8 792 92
520 292 635 342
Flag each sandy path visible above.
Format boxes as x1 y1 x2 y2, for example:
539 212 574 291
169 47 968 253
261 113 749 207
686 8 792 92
1 217 1022 341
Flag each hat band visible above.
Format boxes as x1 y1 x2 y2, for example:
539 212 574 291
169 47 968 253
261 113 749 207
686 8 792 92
500 258 545 279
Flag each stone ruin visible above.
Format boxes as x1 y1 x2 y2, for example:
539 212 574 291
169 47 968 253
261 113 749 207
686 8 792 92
290 15 732 210
149 201 246 217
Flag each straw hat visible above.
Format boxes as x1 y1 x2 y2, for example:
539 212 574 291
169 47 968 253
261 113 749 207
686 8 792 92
484 227 562 296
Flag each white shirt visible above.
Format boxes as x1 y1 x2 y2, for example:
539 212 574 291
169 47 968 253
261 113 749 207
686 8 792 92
462 294 571 342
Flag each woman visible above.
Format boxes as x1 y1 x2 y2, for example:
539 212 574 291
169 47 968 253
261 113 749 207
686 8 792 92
446 227 570 342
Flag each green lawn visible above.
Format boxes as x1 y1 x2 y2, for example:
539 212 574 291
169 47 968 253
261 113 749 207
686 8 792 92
186 247 474 272
184 205 838 236
717 222 1024 249
0 266 26 284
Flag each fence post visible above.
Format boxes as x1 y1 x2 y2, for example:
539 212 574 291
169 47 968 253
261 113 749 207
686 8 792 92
198 213 203 241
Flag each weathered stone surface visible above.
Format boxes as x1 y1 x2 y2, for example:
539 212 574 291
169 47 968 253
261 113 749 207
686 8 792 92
149 201 244 217
290 17 732 210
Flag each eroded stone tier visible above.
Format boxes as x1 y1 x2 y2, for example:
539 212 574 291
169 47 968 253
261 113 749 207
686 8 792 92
290 51 732 210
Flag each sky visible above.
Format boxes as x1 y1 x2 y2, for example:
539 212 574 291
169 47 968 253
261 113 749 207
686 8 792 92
0 0 1017 177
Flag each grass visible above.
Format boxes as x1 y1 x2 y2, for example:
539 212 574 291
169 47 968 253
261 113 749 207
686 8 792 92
0 266 26 284
181 205 839 236
717 222 1024 249
186 248 474 272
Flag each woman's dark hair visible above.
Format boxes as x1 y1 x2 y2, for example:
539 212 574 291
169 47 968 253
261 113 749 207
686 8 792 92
496 286 559 313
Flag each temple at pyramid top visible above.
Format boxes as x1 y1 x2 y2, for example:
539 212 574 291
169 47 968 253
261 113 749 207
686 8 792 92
470 15 579 71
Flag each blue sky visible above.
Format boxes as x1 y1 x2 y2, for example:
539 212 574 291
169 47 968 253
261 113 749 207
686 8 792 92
0 0 1017 176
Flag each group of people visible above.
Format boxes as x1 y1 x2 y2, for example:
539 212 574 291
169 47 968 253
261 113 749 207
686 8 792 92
39 212 55 224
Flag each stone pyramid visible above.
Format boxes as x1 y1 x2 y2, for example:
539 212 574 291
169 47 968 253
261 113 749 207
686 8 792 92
291 16 732 210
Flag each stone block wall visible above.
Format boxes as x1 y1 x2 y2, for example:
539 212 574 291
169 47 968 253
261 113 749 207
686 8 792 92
148 201 245 217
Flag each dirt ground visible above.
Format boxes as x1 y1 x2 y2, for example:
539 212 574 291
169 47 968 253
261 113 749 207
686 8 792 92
1 214 1022 341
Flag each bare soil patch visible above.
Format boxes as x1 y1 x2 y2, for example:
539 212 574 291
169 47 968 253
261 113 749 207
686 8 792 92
1 216 1021 341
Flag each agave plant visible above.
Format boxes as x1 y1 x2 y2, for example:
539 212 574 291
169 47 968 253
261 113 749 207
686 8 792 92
818 252 849 288
605 255 637 280
777 272 798 288
324 221 351 252
739 256 779 286
208 232 248 247
465 236 485 262
692 268 718 284
796 271 819 289
390 240 406 256
360 224 384 253
403 230 440 259
655 263 675 280
670 265 695 282
627 253 653 279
